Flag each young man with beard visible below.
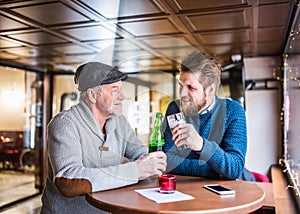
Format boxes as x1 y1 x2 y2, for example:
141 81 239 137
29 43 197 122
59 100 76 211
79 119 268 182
41 62 167 213
163 51 254 181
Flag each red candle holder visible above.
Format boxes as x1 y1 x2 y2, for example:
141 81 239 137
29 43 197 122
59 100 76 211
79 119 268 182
159 174 176 194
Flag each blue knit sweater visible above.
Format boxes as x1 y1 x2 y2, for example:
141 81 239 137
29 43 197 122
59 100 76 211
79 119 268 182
163 97 254 181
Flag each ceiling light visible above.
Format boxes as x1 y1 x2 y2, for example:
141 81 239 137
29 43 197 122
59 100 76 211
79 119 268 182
231 54 242 62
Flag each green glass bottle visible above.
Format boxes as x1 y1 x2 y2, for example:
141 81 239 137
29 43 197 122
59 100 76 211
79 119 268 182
149 112 164 152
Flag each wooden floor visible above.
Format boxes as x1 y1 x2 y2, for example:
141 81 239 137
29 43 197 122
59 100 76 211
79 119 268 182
0 169 42 213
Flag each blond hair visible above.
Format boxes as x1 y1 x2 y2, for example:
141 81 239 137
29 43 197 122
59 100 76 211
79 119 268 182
179 51 221 91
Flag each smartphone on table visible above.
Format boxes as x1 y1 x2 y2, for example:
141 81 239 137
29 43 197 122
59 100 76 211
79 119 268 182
203 184 236 195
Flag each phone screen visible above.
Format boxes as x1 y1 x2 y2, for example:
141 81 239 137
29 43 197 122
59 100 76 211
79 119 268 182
208 185 231 191
204 184 236 195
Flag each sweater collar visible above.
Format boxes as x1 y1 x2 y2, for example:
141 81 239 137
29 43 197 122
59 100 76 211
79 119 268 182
76 101 117 140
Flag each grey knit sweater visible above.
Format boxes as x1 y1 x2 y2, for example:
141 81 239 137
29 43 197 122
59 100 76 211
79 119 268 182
41 101 147 213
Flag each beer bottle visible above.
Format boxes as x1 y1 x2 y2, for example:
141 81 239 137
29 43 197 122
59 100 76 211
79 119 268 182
149 112 164 152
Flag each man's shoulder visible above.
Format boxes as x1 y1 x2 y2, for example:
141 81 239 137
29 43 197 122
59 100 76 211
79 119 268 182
217 97 243 109
48 105 78 127
166 100 180 115
214 97 245 118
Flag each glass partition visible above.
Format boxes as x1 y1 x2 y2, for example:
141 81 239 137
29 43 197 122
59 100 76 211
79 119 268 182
52 75 79 116
0 66 41 208
282 11 300 207
51 67 236 150
51 72 175 147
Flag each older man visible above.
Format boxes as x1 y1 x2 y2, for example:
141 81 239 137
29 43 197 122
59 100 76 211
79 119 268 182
41 62 166 213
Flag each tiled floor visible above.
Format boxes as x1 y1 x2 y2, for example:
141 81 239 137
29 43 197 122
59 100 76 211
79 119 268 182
0 195 42 214
0 169 42 213
0 170 37 207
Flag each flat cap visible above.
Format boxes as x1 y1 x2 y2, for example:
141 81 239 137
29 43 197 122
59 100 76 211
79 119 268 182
74 62 128 92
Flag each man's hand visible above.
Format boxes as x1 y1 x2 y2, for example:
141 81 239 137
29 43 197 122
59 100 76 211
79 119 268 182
171 123 203 151
136 151 167 180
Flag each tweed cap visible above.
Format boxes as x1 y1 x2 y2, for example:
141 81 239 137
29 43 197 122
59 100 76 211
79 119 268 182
74 62 128 92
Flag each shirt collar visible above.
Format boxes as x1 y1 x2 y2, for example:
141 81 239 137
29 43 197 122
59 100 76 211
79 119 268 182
200 96 215 115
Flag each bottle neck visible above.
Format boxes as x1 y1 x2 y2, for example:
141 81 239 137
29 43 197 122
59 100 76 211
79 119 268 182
149 113 164 147
154 118 162 130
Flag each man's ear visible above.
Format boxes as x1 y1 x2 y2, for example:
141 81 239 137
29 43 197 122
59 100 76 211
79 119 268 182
86 88 97 104
206 84 216 96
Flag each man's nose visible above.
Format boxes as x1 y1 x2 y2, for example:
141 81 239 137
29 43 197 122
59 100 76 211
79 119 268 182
119 90 126 100
180 87 188 97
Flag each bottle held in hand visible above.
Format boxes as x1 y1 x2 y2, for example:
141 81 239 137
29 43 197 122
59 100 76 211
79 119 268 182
149 112 164 152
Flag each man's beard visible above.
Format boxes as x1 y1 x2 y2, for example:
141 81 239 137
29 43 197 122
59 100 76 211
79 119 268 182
108 104 122 116
98 97 122 117
181 94 207 116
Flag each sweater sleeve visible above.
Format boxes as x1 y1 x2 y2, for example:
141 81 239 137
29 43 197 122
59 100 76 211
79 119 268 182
164 99 247 180
47 115 142 198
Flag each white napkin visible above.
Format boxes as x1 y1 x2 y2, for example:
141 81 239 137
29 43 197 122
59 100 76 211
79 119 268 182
135 188 195 203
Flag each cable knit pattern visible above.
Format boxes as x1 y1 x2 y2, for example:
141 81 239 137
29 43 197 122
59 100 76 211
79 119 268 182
41 101 147 213
163 96 252 180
